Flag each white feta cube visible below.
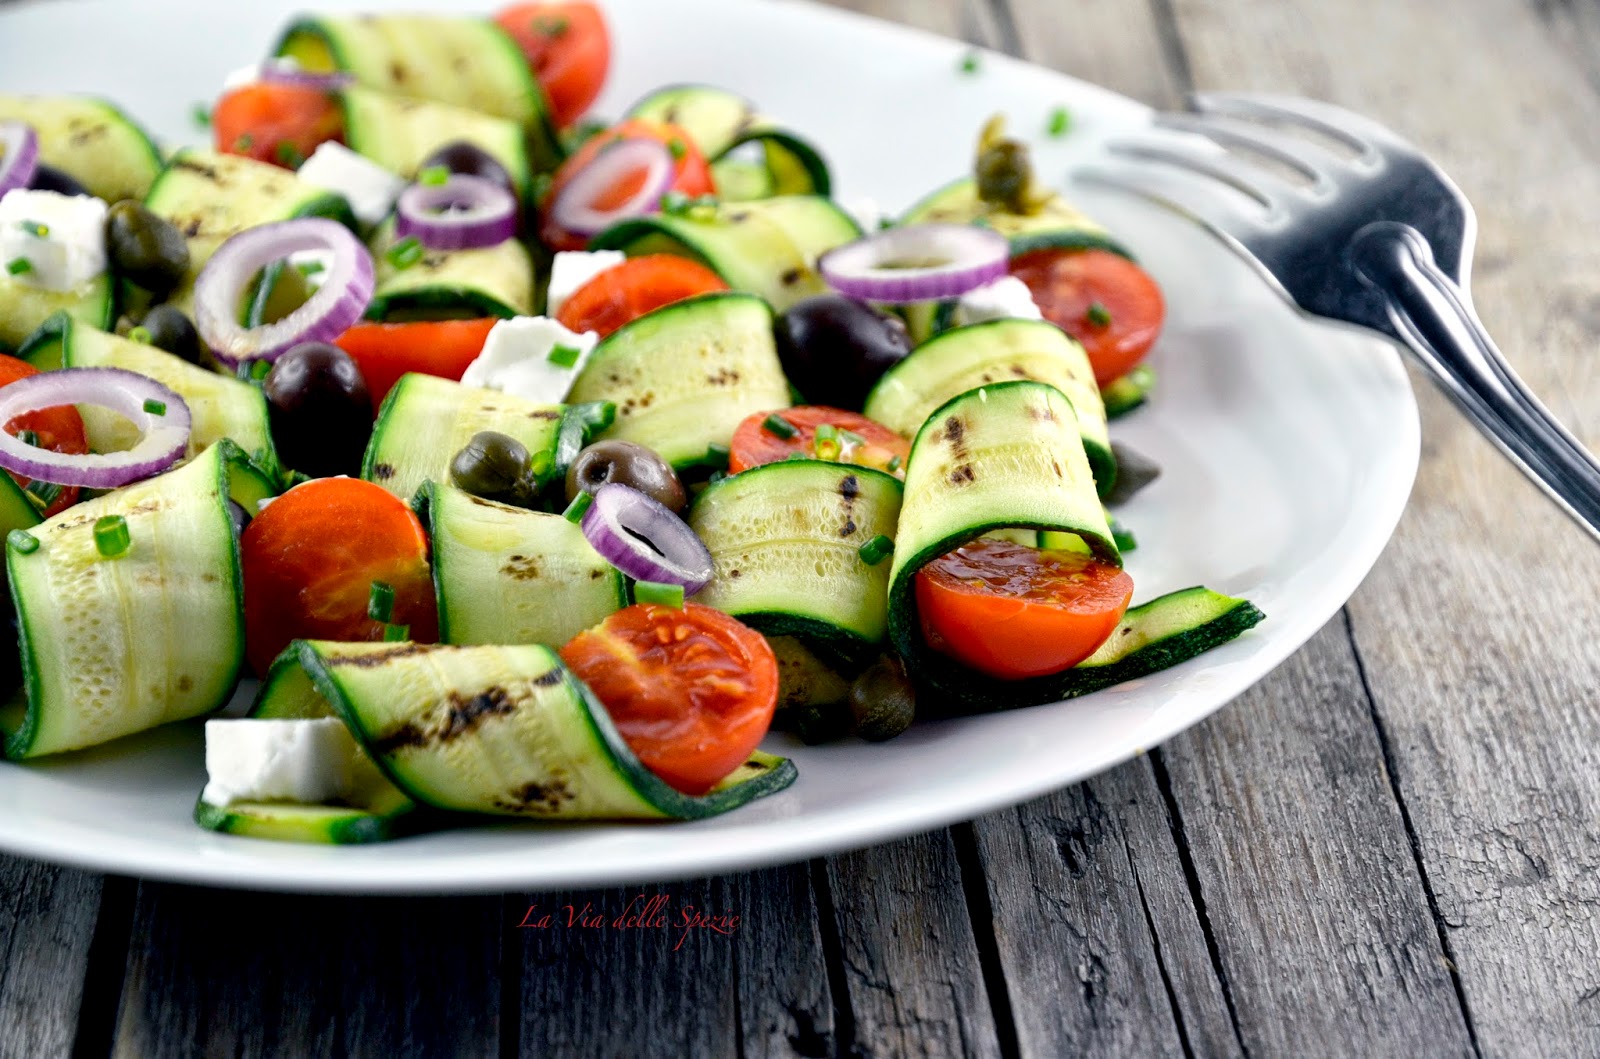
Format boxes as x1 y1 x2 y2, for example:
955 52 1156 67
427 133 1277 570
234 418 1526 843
546 249 626 316
955 275 1043 326
839 195 885 233
461 316 600 405
295 142 406 228
201 718 358 806
0 189 108 293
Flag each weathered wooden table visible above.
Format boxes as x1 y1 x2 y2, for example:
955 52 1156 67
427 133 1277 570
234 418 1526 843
3 0 1598 1054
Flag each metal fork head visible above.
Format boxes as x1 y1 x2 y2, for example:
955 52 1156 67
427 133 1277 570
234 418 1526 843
1083 92 1475 337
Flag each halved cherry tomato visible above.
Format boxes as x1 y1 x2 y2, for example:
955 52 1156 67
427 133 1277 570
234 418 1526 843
914 537 1133 680
728 406 909 477
241 478 438 674
494 2 611 129
555 254 728 338
213 83 344 168
559 602 777 795
0 353 86 517
333 319 498 415
539 118 715 252
1009 248 1165 386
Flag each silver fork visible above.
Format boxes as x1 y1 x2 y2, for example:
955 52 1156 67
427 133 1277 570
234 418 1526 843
1084 92 1600 541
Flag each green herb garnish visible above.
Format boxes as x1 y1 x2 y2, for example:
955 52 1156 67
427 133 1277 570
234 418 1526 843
6 257 31 276
635 581 685 608
192 103 211 128
367 580 395 623
659 190 691 215
234 133 254 152
959 50 981 75
858 534 894 565
274 142 305 168
1086 301 1113 328
127 326 153 345
886 454 902 473
533 14 570 36
383 622 410 642
8 529 38 555
15 430 39 448
142 398 166 416
419 165 450 186
19 220 47 239
762 414 796 440
667 138 687 160
93 515 129 557
386 236 424 270
547 343 582 368
563 491 593 524
1047 106 1072 137
26 480 61 508
297 259 325 277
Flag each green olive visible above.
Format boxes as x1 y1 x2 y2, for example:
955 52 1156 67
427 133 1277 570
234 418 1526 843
450 431 535 504
566 440 687 513
848 655 916 741
105 200 189 297
976 140 1033 211
786 701 855 746
132 305 202 364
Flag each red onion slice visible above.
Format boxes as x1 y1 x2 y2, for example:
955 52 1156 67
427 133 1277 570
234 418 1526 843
258 59 354 92
0 121 40 199
580 482 713 594
0 368 190 488
550 138 676 238
195 217 374 370
395 174 518 251
818 223 1011 303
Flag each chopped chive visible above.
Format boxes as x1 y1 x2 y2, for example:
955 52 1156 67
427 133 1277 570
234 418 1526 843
534 13 570 36
839 429 865 447
8 529 38 555
1086 301 1113 328
248 359 273 382
233 133 254 152
886 454 902 473
635 580 685 608
274 142 304 168
296 258 326 276
762 413 796 440
547 342 581 368
383 622 410 642
26 480 61 508
563 490 593 524
419 164 450 186
6 257 31 276
1047 105 1072 137
15 430 39 448
367 580 395 623
386 236 424 270
142 398 166 416
127 325 153 344
529 449 554 480
858 534 894 565
659 190 691 215
959 50 981 74
93 514 130 557
667 137 687 160
192 103 211 127
19 220 47 239
783 451 810 462
706 442 730 461
814 424 839 442
707 469 729 483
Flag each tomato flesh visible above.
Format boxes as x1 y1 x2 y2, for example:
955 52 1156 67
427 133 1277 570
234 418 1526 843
559 603 777 795
728 406 909 477
915 537 1133 680
494 2 611 129
1009 248 1165 386
539 119 715 252
213 83 344 168
334 319 498 415
0 353 86 517
555 254 728 338
241 478 438 674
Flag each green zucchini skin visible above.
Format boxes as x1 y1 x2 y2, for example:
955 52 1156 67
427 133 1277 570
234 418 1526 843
361 373 565 504
625 84 831 198
418 481 625 647
3 442 251 758
688 460 903 666
1102 366 1156 419
0 273 113 349
865 318 1117 497
367 218 535 321
296 640 796 820
568 291 791 469
900 177 1135 260
0 94 163 203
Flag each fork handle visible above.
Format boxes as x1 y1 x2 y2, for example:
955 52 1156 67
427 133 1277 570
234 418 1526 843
1349 221 1600 541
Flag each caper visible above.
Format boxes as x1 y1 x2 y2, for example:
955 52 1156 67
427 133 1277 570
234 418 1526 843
566 440 686 513
28 164 89 198
848 655 916 741
133 305 202 364
451 431 536 504
105 200 189 297
976 140 1032 210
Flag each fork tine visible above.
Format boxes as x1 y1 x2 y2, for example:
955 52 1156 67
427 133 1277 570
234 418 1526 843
1191 92 1398 160
1104 138 1289 212
1154 112 1336 188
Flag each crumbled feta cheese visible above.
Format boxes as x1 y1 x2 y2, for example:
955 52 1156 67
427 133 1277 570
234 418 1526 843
0 189 108 292
200 718 357 807
286 248 334 289
955 275 1044 326
460 316 600 405
222 57 302 92
546 249 626 316
839 195 885 233
295 142 406 228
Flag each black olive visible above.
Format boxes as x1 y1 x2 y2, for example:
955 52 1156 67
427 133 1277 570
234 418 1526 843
418 141 517 200
262 343 372 478
227 499 251 538
566 440 687 513
133 305 202 364
786 701 856 745
774 295 912 410
848 655 916 741
28 164 89 198
105 200 189 297
450 431 535 504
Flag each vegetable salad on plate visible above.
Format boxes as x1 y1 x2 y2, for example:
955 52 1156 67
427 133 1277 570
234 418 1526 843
0 2 1262 845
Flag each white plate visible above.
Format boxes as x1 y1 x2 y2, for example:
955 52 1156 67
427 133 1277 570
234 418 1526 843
0 0 1417 893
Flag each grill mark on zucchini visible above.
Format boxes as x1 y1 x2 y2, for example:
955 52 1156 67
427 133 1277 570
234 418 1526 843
495 778 575 813
327 643 432 668
370 684 517 754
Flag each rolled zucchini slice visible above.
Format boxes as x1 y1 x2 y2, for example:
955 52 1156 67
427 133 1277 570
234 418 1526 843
367 218 535 321
589 196 860 313
900 177 1134 259
2 442 251 758
626 84 831 198
864 318 1116 496
0 94 163 203
568 292 791 469
337 85 534 204
689 460 902 666
0 272 113 349
418 481 625 647
20 314 281 479
296 640 796 820
361 372 567 502
274 15 562 170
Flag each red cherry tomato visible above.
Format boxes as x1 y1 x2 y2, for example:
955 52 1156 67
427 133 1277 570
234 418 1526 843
333 319 499 415
728 406 909 477
212 83 344 169
0 353 86 516
539 119 715 252
1010 248 1165 386
554 254 728 339
494 2 612 129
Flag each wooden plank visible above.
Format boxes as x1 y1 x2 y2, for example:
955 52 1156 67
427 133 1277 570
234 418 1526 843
513 864 833 1058
0 858 112 1058
1165 0 1600 1053
112 885 501 1058
1004 0 1185 106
